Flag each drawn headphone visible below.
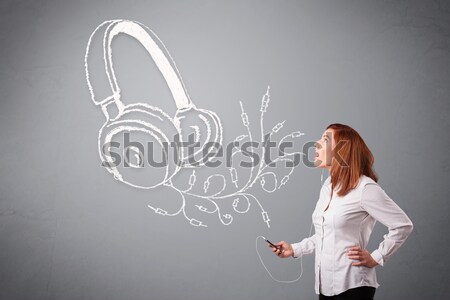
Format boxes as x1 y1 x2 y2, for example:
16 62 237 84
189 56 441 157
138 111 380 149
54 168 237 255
85 19 223 189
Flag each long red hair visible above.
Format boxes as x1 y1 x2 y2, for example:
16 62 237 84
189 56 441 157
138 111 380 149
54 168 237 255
326 123 378 197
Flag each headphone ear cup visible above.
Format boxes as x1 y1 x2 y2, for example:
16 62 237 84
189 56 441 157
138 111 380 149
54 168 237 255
99 103 181 189
174 105 223 167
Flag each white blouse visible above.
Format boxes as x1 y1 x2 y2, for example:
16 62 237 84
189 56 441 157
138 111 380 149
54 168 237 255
291 175 413 296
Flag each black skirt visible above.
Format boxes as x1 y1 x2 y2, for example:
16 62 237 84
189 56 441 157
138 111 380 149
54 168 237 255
319 286 376 300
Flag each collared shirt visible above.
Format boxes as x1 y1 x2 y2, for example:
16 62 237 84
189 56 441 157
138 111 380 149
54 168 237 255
291 175 413 296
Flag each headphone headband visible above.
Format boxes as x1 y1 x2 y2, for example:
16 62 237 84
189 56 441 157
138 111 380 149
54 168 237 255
85 19 193 114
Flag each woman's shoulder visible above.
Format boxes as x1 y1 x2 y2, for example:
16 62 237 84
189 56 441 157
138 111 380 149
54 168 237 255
359 174 378 186
357 175 383 196
321 175 380 195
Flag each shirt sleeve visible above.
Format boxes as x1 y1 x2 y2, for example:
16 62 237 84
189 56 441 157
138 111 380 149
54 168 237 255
291 233 317 259
360 183 414 267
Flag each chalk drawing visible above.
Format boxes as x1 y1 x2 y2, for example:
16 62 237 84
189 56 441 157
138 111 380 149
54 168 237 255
85 19 305 228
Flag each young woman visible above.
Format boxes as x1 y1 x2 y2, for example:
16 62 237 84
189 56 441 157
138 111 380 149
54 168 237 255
271 123 413 300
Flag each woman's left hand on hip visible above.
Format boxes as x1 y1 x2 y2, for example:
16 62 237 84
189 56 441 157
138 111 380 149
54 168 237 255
347 246 378 268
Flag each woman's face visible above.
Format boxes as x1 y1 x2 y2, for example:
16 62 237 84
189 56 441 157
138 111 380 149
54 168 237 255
314 128 335 169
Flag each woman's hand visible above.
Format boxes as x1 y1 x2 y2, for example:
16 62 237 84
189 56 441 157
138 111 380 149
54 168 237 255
269 241 294 258
347 246 378 268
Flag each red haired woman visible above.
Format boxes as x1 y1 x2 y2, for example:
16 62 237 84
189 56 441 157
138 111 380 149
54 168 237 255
272 123 413 300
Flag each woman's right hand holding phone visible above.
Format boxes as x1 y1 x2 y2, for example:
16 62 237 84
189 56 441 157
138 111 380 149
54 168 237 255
269 241 294 258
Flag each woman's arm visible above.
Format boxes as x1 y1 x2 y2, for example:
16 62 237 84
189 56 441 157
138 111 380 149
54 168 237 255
291 233 317 259
272 233 317 259
360 183 414 266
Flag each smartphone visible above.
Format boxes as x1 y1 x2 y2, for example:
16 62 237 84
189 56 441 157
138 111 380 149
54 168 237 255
262 236 281 250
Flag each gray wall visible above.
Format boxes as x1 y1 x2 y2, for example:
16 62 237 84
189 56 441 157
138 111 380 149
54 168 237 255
1 0 449 299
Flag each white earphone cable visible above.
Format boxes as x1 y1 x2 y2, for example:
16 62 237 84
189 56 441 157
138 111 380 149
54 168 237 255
255 169 325 283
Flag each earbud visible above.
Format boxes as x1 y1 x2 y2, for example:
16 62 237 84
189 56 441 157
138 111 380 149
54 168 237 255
85 19 223 188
